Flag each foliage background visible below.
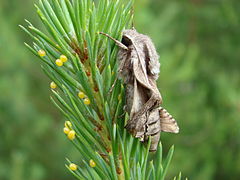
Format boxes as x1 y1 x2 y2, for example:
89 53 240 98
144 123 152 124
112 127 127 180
0 0 239 179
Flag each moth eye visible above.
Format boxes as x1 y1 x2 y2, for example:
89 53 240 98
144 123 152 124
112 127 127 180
121 36 132 47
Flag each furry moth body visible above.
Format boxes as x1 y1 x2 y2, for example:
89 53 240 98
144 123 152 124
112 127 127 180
100 29 179 151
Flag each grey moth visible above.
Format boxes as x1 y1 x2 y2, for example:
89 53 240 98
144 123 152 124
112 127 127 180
100 28 179 151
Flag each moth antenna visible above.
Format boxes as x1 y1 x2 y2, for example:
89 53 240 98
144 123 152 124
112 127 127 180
131 0 135 28
99 32 128 50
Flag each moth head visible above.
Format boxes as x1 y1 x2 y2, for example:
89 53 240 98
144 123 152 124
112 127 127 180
122 29 138 47
121 35 132 47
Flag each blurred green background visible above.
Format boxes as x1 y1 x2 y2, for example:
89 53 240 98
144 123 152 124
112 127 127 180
0 0 239 179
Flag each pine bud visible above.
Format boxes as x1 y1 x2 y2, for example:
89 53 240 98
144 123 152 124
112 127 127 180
63 127 70 134
78 91 85 99
38 49 46 57
84 98 90 105
60 55 68 62
69 163 77 171
65 121 72 128
50 82 57 89
89 159 96 167
55 59 63 66
68 130 76 140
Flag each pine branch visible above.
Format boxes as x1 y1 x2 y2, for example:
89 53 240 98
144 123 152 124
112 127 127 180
20 0 181 179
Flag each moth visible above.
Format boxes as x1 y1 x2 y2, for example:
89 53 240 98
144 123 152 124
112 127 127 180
100 28 179 151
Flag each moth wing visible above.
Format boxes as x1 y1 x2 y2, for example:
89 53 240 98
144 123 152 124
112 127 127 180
130 79 141 116
144 39 160 80
149 132 161 152
159 107 179 133
125 79 148 136
132 44 152 89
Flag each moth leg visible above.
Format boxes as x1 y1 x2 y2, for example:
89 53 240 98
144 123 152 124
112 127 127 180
117 105 127 118
99 32 129 50
107 77 118 95
107 61 126 95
